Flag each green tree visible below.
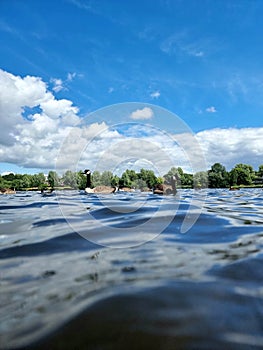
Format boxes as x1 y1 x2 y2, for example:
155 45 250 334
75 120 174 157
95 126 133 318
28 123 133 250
48 171 59 188
193 171 208 189
63 170 78 188
127 169 138 182
12 178 23 190
91 171 101 187
21 174 32 189
253 165 263 185
111 175 120 187
138 169 157 189
100 171 114 186
208 163 230 188
0 175 8 188
164 167 179 181
181 173 193 188
134 178 148 191
120 170 133 187
75 171 86 189
163 167 181 187
229 163 254 186
2 173 15 182
31 173 46 188
258 165 263 177
0 175 10 189
156 177 164 185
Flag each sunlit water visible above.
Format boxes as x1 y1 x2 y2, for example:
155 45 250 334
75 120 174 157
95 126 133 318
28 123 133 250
0 189 263 349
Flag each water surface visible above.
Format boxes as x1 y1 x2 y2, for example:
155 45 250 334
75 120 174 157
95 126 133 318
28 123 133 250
0 189 263 349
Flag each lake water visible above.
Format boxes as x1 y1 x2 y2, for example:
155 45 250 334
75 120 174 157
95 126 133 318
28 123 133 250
0 189 263 349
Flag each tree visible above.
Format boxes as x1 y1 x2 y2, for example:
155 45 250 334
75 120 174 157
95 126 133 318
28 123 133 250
164 167 183 187
229 163 254 186
91 171 101 187
156 177 164 185
76 171 86 189
63 170 78 188
253 165 263 185
48 171 59 188
134 178 148 191
208 163 230 188
0 175 10 189
120 170 133 188
164 167 180 182
21 174 32 189
100 171 114 186
31 173 46 188
258 165 263 177
2 173 15 182
119 169 139 188
111 175 120 187
193 171 208 189
138 169 157 189
181 173 193 188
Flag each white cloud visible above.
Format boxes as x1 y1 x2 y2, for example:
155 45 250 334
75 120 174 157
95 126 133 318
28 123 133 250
40 98 79 122
67 72 76 82
0 69 81 170
51 72 78 93
206 106 217 113
0 70 48 146
130 107 154 120
196 127 263 170
150 91 160 99
54 125 263 174
1 69 263 174
50 78 64 92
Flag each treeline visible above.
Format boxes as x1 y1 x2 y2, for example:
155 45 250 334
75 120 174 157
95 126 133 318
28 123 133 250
1 163 263 191
195 163 263 188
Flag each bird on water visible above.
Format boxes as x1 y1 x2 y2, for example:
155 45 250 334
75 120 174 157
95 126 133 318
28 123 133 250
83 169 117 194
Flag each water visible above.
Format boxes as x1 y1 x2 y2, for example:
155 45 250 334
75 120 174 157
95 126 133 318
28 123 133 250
0 189 263 349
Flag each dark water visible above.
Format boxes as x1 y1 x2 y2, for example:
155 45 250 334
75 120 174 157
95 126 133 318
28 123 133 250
1 189 263 349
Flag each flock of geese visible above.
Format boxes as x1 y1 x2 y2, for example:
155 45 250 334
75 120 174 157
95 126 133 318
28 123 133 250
83 169 176 195
0 169 242 196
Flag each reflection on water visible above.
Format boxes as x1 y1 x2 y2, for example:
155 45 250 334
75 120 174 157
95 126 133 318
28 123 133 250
0 189 263 349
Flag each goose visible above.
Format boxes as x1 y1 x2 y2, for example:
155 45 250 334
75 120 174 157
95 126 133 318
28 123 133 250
41 188 55 196
153 176 177 196
229 186 240 191
83 169 117 194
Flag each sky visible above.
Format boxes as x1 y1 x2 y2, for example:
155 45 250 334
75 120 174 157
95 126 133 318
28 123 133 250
0 0 263 175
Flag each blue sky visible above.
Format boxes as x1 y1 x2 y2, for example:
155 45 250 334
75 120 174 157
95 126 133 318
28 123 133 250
0 0 263 175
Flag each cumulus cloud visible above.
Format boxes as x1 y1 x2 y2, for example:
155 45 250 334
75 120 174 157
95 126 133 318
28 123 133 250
130 107 154 120
0 69 81 170
40 98 79 124
59 126 263 174
1 69 262 174
196 127 263 170
206 106 217 113
0 70 48 145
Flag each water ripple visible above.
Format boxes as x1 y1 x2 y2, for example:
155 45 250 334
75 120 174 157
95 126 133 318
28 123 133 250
0 189 263 349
